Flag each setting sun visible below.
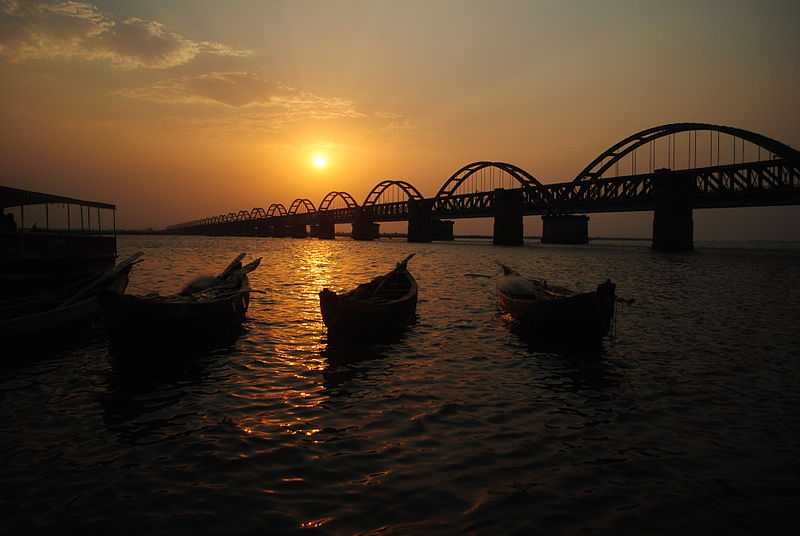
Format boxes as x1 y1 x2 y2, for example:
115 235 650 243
311 153 328 170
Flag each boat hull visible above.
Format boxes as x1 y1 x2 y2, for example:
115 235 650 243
0 265 131 344
100 281 250 350
498 281 615 343
319 270 418 341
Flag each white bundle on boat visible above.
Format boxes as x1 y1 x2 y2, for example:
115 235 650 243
496 274 540 297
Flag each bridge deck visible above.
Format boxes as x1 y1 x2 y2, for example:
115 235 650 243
170 158 800 232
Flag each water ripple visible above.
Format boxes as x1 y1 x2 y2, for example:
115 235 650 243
1 236 799 533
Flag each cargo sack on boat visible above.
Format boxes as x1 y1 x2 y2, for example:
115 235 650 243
496 274 540 297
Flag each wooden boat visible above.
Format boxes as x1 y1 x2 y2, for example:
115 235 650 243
100 254 261 350
496 263 616 343
0 252 142 344
319 254 417 340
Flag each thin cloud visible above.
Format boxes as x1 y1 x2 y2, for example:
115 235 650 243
118 72 369 128
0 0 251 69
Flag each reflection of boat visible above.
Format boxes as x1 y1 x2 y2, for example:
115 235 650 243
100 254 261 350
319 254 417 340
496 263 616 343
0 253 141 343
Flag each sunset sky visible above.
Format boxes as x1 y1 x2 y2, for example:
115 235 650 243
1 0 798 238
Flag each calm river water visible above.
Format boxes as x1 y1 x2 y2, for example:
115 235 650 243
2 236 800 534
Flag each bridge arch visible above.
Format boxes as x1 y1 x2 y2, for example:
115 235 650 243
318 191 359 211
288 198 316 215
434 161 543 200
363 180 424 206
237 210 251 221
266 203 287 217
575 122 800 182
250 207 266 219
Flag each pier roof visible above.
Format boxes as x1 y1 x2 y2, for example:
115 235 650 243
0 186 115 210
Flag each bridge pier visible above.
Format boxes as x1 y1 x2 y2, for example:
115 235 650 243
653 168 694 252
433 219 454 241
251 221 268 236
314 215 335 240
408 199 454 242
541 214 589 244
352 209 379 241
493 188 524 246
242 221 257 237
408 199 432 242
288 223 308 238
270 223 286 237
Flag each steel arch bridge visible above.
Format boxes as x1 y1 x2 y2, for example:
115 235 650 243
267 203 288 217
433 161 552 217
574 122 800 182
288 198 316 215
318 191 359 211
435 161 543 198
167 122 800 241
543 123 800 214
363 180 424 206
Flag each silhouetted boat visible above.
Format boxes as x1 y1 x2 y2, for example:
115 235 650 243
496 263 616 343
0 252 141 344
320 254 417 339
100 253 261 349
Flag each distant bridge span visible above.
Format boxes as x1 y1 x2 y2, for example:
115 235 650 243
168 123 800 250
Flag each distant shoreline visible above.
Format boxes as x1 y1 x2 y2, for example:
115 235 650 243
115 230 800 245
116 230 649 242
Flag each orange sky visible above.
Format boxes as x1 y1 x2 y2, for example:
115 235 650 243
1 0 799 238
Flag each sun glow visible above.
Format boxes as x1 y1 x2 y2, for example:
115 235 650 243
311 153 328 170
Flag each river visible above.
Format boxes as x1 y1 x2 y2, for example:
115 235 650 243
2 235 799 533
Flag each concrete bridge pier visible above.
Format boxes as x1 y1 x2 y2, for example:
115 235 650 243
541 214 589 244
653 168 694 252
288 223 308 238
493 188 524 246
271 223 287 237
252 220 271 237
352 209 380 240
242 221 256 236
408 199 433 242
408 199 455 242
432 219 454 241
314 215 335 239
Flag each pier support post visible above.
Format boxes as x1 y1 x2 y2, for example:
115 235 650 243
493 188 524 246
432 219 454 241
541 214 589 244
253 220 270 237
272 223 287 238
407 199 432 243
652 168 694 252
288 223 308 238
408 199 454 242
315 215 335 240
352 209 379 240
244 221 258 237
